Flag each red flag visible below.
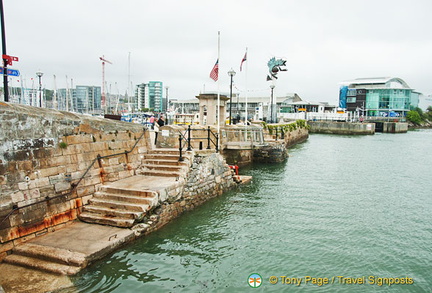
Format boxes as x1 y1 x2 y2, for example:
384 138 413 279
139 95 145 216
240 51 247 71
210 59 219 81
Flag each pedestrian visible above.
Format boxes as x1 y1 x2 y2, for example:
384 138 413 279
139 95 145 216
154 118 160 145
149 115 155 129
157 115 165 127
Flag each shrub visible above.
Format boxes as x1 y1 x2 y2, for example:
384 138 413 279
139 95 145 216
406 110 422 125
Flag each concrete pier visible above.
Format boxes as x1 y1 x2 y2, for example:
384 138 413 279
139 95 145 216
309 121 375 135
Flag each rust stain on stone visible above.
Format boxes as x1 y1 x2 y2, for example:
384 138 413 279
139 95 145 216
5 210 78 242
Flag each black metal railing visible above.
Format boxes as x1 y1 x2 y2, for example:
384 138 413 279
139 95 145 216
178 125 219 161
0 128 147 227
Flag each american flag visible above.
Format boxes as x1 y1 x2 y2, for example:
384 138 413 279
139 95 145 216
210 59 219 81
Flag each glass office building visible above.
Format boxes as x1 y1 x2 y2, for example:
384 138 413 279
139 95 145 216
339 77 420 117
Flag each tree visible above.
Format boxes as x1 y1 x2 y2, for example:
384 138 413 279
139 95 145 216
406 110 422 125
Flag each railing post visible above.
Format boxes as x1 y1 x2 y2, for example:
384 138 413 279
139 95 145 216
275 127 278 141
97 154 102 168
215 133 219 153
207 126 211 149
187 125 192 151
178 135 184 161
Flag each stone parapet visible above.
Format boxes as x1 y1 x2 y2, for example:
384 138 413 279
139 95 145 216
0 103 150 247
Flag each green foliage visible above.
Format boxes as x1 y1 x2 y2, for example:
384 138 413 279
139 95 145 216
59 141 68 149
406 110 423 125
425 106 432 121
140 108 154 112
263 119 309 134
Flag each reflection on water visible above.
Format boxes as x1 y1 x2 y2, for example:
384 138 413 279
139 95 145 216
61 130 432 292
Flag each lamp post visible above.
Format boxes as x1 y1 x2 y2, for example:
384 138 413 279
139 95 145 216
36 71 43 107
165 86 169 113
270 84 275 123
228 68 236 125
0 0 9 102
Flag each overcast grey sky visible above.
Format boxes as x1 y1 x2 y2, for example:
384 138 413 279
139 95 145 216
4 0 432 105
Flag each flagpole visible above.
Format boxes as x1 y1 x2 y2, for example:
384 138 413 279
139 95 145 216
217 31 220 148
245 47 248 124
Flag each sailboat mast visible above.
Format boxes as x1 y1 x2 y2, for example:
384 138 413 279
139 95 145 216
128 52 131 112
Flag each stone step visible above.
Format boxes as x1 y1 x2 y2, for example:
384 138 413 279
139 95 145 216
149 148 188 155
88 198 150 212
144 153 186 161
140 163 184 172
99 186 158 198
142 159 189 166
78 212 135 228
94 192 158 207
4 254 82 275
139 170 182 177
12 243 86 267
82 205 142 220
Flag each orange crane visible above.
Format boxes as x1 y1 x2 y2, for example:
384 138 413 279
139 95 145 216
99 56 112 111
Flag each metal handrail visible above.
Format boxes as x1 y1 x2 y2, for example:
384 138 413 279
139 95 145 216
177 125 219 161
0 128 147 227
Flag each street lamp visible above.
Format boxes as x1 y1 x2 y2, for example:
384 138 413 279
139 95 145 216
165 86 169 113
36 71 43 107
270 84 275 123
228 68 236 125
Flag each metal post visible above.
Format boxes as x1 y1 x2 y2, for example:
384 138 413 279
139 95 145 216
0 0 9 102
270 84 275 123
207 126 211 149
228 69 236 125
187 125 192 151
36 71 43 107
178 135 184 161
215 133 219 153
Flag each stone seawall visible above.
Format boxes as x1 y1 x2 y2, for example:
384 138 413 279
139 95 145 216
134 151 237 235
309 121 375 135
0 103 150 253
283 127 309 147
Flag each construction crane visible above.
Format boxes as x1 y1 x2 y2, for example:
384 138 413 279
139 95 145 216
99 56 112 111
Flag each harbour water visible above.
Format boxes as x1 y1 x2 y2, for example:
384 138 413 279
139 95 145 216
63 129 432 292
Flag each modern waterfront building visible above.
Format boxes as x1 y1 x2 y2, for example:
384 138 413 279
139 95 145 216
57 86 101 113
339 77 420 118
75 86 101 114
135 81 164 112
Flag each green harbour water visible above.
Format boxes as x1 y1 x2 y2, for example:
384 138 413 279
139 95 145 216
64 129 432 292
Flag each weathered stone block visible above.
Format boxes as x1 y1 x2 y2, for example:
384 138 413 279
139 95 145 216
0 241 14 253
48 174 64 185
23 188 40 200
17 182 28 191
34 177 50 188
10 191 24 203
54 181 71 193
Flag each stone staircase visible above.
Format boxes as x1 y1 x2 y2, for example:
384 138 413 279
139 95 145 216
137 148 193 178
78 187 159 228
78 149 192 228
3 243 86 275
2 149 194 277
